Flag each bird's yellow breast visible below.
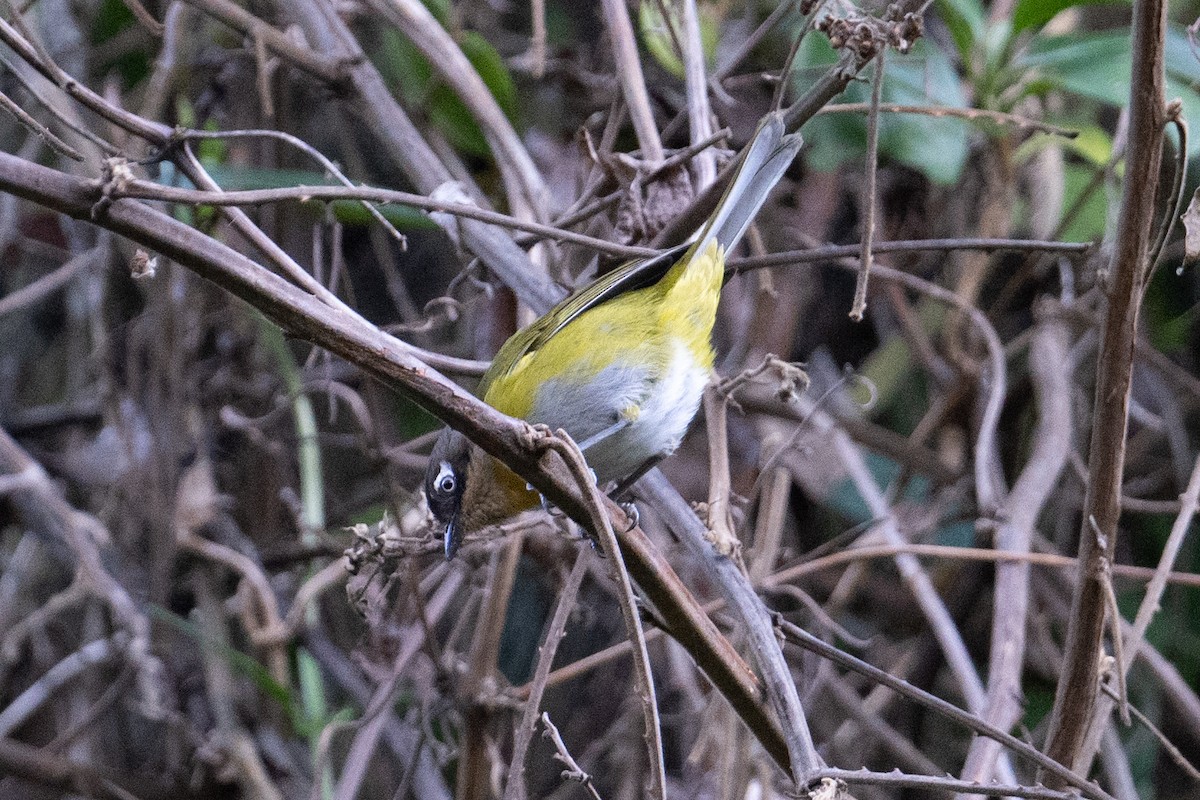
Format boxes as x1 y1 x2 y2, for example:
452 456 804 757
483 240 724 419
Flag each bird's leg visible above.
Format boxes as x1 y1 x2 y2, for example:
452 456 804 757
607 454 666 531
609 455 664 502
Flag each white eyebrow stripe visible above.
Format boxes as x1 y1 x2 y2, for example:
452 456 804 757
435 461 455 487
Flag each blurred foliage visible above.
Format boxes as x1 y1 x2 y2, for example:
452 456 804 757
638 0 720 77
375 27 519 157
91 0 150 86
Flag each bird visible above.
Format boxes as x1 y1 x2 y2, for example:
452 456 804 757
425 113 802 558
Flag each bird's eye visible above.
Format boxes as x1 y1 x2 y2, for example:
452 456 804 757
432 461 458 496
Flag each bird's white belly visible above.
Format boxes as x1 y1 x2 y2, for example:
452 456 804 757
528 338 708 484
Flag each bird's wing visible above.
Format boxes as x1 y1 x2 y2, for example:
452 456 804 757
478 243 688 394
479 113 803 395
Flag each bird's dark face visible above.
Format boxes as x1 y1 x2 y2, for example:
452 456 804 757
424 428 469 558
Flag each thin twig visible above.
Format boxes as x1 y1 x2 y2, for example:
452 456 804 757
1124 454 1200 666
766 543 1200 589
180 128 407 244
529 0 547 78
117 0 164 34
1042 0 1169 781
778 619 1117 800
330 625 427 800
807 768 1090 800
538 428 667 800
115 177 656 259
764 234 1009 515
177 527 289 685
289 0 563 311
175 143 355 313
680 0 716 188
822 676 944 776
504 550 589 800
0 635 123 737
599 0 664 163
770 0 824 112
1076 453 1200 763
0 427 163 721
0 87 83 160
1099 681 1200 784
733 237 1089 270
801 395 994 719
959 316 1073 789
178 0 345 84
819 103 1080 138
457 532 526 798
653 0 924 248
540 713 604 800
0 51 120 156
366 0 550 221
1148 102 1188 273
0 244 103 318
702 384 741 557
512 541 1200 700
0 737 190 800
638 470 821 784
851 51 884 321
713 0 801 81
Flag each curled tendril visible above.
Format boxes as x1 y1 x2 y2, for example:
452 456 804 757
843 369 879 412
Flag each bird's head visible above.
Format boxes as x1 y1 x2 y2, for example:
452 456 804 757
424 427 540 558
424 428 469 558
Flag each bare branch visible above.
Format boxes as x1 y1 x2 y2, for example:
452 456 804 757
959 316 1073 789
1042 0 1169 780
599 0 664 163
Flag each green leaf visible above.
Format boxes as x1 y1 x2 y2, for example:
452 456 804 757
150 606 296 711
1145 266 1197 354
637 1 719 80
639 1 685 78
429 32 518 157
935 521 976 547
421 0 451 25
936 0 986 60
1060 124 1112 165
1018 25 1200 154
1014 122 1110 166
375 28 433 108
1166 23 1200 85
878 40 971 184
1022 26 1200 91
792 36 969 183
1059 162 1108 243
1012 0 1130 37
375 25 519 159
827 453 933 523
459 32 518 120
1020 31 1132 105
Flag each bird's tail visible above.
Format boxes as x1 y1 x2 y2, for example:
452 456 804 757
691 112 803 257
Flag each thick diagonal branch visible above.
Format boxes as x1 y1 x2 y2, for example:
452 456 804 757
0 150 790 771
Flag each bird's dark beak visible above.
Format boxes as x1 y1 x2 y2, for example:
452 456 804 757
444 514 463 560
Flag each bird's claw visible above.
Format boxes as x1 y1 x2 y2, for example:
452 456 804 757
618 500 640 531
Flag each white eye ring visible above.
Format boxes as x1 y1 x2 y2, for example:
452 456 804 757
435 462 456 495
